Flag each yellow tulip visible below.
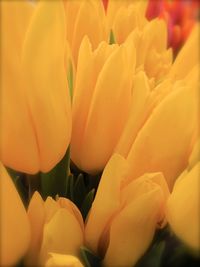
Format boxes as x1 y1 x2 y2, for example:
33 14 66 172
1 0 71 174
45 253 83 267
26 192 84 266
85 154 169 267
106 0 148 44
166 140 200 251
71 36 135 173
64 0 106 65
115 31 199 190
106 0 172 82
0 163 30 266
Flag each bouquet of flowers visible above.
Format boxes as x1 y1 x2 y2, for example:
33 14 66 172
0 0 199 266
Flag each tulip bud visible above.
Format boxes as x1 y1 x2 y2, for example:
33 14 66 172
26 192 84 266
85 154 169 267
125 69 199 190
106 1 172 81
1 0 71 174
0 163 30 266
71 37 135 173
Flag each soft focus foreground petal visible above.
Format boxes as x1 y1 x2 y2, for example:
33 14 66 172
169 23 199 80
40 209 83 263
74 45 133 173
45 253 83 267
26 192 45 266
21 0 71 172
104 188 165 267
0 164 30 266
1 0 39 173
85 154 129 254
127 83 198 190
166 162 200 251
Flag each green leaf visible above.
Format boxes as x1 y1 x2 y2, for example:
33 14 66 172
80 246 101 267
40 147 70 198
109 29 116 44
81 189 95 221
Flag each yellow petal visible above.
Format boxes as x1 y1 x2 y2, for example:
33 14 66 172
166 162 200 251
64 0 82 46
0 0 34 55
21 0 71 172
0 164 30 266
106 0 145 36
1 1 39 173
115 71 150 157
169 23 199 80
45 253 83 267
104 187 165 267
74 45 133 173
111 4 147 44
71 38 118 171
57 197 84 232
122 172 169 210
85 154 129 254
40 209 83 264
71 37 94 168
137 19 172 80
71 0 106 64
127 82 199 190
44 197 60 223
26 191 45 266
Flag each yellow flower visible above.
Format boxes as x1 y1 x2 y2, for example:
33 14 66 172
116 27 199 190
106 0 172 82
26 192 84 266
64 0 106 65
85 154 169 267
1 0 71 174
166 139 200 251
45 253 83 267
106 0 148 44
0 163 30 266
71 36 135 173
